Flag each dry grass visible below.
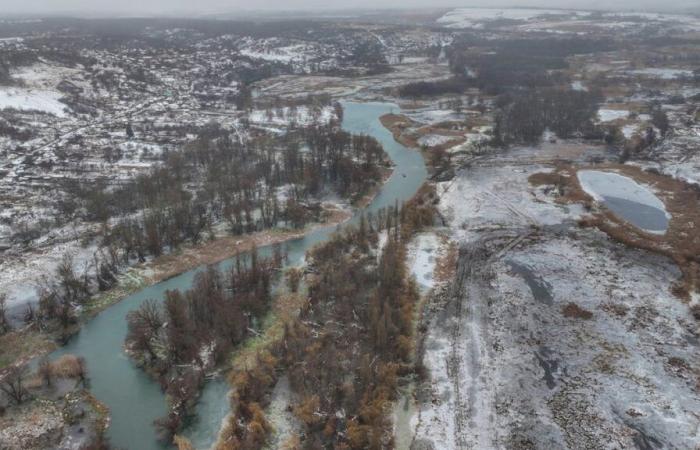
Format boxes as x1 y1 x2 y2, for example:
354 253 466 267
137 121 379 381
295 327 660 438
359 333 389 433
50 354 84 378
528 171 568 187
0 328 56 373
562 302 593 320
380 113 421 148
381 113 467 151
148 206 352 284
434 238 458 284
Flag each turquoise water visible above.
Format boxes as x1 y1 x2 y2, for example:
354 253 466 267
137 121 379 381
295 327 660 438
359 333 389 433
49 102 427 450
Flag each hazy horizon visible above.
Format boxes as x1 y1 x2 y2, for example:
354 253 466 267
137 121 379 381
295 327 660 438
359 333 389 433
0 0 697 18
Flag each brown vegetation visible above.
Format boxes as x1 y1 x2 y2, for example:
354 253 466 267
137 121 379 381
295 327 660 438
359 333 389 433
380 113 421 148
216 185 436 449
562 302 593 320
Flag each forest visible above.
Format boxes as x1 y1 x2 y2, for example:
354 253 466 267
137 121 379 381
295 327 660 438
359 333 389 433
492 88 602 144
26 110 389 342
125 187 435 443
398 37 613 99
214 185 437 449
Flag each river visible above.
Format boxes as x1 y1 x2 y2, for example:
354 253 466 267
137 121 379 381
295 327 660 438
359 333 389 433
49 101 427 450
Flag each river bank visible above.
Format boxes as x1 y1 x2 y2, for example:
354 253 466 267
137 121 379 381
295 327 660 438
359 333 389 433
0 204 353 374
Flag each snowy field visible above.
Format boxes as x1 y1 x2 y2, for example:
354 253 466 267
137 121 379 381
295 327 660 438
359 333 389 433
437 8 588 29
406 232 442 291
417 134 455 148
629 68 695 79
437 8 700 33
405 109 466 125
413 155 699 448
248 106 336 127
0 87 68 117
437 164 585 239
597 108 629 122
0 236 98 320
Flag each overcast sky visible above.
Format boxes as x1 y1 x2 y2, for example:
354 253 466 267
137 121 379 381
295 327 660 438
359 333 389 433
0 0 696 17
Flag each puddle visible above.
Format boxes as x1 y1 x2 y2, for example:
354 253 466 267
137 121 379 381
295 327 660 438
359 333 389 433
266 376 299 449
393 382 418 450
534 346 559 389
508 261 553 305
578 170 669 234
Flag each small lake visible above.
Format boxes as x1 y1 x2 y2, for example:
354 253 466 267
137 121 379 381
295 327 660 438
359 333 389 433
577 170 669 234
48 102 427 450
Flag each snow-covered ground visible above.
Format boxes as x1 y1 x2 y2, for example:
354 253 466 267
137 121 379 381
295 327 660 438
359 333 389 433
571 80 587 91
248 105 336 127
437 164 585 239
0 235 98 319
437 8 588 29
414 149 699 449
629 68 695 79
266 376 301 449
0 87 68 117
597 108 629 122
621 123 639 139
417 134 454 148
437 8 700 33
406 232 442 291
405 109 465 125
635 111 700 186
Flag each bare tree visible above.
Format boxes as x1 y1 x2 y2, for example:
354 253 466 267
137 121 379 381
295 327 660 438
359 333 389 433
286 268 303 293
75 357 88 387
23 304 36 326
38 357 53 388
0 293 10 334
126 299 164 362
0 365 30 405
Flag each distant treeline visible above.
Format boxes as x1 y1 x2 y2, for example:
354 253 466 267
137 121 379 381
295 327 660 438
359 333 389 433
493 88 602 145
398 37 614 98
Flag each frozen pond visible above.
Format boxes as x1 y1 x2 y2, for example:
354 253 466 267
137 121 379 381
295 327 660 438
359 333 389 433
577 170 669 234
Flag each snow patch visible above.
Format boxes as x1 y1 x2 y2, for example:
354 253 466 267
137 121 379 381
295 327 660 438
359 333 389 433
597 109 629 122
0 87 68 117
407 232 441 291
437 8 588 29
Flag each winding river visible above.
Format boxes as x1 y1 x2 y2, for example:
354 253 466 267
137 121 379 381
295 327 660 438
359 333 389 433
49 101 427 449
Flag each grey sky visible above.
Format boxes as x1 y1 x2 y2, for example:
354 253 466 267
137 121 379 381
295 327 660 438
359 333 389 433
0 0 696 17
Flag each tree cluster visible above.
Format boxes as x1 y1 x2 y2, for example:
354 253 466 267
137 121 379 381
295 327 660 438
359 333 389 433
493 88 602 145
60 121 387 267
27 252 118 338
125 246 285 439
448 37 612 95
0 293 10 335
217 187 437 449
